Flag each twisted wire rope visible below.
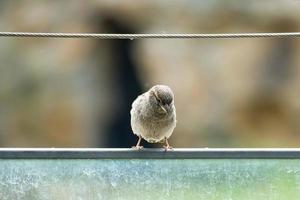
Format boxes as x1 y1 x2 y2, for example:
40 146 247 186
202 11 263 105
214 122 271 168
0 32 300 39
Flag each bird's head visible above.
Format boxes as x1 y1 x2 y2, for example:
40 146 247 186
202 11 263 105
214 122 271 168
149 85 174 114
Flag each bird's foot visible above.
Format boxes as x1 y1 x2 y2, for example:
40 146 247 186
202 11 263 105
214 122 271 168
132 145 144 150
163 145 173 151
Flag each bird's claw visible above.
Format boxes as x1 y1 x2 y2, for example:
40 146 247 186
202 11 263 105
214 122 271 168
163 146 173 151
132 145 144 150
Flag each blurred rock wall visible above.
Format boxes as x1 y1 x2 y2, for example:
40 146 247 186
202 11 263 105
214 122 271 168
0 1 300 147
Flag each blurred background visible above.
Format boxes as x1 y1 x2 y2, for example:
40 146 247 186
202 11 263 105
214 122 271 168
0 1 300 148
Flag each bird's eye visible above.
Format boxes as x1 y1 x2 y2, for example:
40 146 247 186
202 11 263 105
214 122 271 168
153 92 161 103
155 98 162 105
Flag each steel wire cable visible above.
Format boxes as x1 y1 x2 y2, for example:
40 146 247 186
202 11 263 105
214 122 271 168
0 32 300 39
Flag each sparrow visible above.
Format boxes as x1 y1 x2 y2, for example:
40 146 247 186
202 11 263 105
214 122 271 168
130 85 176 150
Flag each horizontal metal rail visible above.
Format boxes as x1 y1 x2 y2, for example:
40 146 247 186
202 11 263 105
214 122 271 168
0 148 300 159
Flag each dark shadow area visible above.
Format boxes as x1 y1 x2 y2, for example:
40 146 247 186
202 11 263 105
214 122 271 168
97 16 156 148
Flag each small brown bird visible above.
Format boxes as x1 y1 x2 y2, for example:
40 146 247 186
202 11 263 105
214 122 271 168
130 85 176 150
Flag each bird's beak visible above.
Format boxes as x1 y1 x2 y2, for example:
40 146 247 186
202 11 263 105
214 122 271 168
160 105 167 113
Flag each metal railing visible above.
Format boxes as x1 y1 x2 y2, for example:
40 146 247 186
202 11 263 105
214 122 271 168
1 148 300 159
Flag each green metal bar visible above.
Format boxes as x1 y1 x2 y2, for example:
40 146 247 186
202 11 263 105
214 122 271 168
0 148 300 159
